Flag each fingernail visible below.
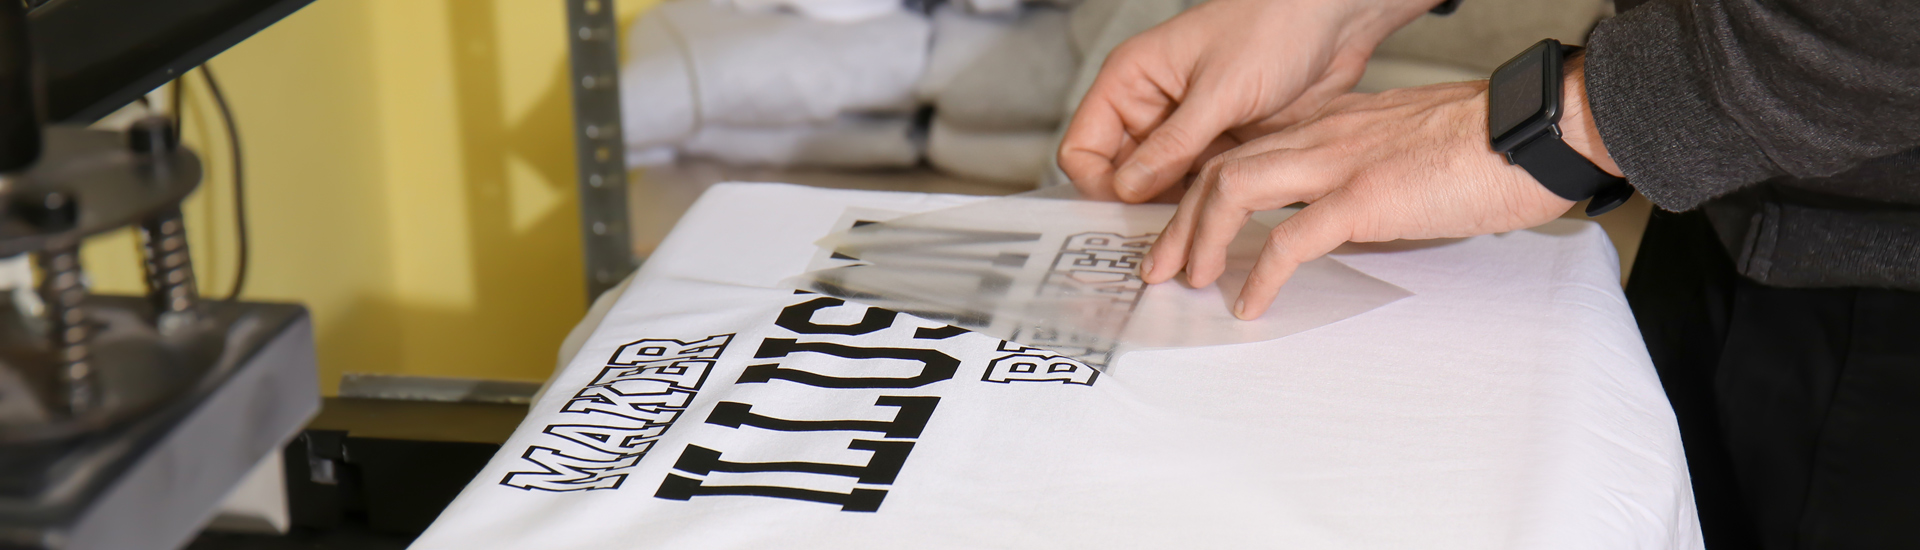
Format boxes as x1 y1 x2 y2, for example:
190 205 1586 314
1140 257 1155 279
1234 299 1248 319
1116 163 1153 195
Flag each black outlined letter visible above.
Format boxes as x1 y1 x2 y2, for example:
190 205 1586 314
655 474 890 512
738 339 958 388
706 396 939 439
672 439 915 485
501 447 641 492
775 297 899 336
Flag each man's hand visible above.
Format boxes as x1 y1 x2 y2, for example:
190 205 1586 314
1143 70 1615 320
1057 0 1437 203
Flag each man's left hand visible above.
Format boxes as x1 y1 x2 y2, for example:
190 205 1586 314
1140 80 1588 320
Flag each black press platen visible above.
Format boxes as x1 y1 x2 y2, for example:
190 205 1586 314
0 0 42 172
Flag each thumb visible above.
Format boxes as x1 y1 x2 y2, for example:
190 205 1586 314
1113 100 1232 203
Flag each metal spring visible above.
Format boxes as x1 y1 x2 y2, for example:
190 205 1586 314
38 245 92 415
138 208 198 315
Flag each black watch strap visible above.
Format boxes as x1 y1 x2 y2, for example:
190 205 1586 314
1500 42 1630 216
1509 134 1631 215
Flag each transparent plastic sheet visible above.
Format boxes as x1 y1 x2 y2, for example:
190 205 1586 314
785 186 1412 369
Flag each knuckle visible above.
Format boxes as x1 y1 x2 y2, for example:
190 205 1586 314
1214 159 1256 201
1196 157 1227 184
1108 38 1147 61
1056 135 1079 158
1262 228 1294 258
1214 173 1247 203
1201 153 1229 172
1149 124 1201 152
1265 222 1322 264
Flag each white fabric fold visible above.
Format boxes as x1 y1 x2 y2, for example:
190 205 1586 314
916 5 1018 102
960 0 1082 15
932 5 1075 132
620 0 930 152
717 0 906 23
681 116 922 168
926 117 1052 184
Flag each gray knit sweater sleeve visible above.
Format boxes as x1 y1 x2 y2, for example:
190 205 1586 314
1585 0 1920 211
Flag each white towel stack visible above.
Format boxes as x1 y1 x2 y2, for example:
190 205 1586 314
620 0 1189 185
620 0 929 169
920 4 1074 184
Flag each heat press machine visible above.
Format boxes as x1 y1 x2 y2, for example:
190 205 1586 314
0 0 320 548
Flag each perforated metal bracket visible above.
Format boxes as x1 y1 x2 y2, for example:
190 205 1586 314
566 0 634 300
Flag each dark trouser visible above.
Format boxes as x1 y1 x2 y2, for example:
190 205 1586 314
1626 209 1920 550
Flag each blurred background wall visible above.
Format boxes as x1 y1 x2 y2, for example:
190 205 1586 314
77 0 656 394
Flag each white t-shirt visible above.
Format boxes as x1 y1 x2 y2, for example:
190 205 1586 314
413 183 1700 550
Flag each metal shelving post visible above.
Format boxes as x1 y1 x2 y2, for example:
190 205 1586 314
565 0 635 300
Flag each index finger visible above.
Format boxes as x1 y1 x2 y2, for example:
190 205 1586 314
1059 91 1146 202
1235 193 1359 320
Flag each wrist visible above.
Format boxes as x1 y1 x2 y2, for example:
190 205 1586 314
1557 54 1622 178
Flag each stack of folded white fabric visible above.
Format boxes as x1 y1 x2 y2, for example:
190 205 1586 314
619 0 1188 183
618 0 1602 186
919 4 1074 183
620 0 931 169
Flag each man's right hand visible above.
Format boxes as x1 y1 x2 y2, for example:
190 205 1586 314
1058 0 1438 203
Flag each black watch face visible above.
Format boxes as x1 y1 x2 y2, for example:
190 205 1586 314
1488 41 1558 151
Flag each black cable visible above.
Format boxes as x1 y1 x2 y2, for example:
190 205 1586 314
198 66 248 300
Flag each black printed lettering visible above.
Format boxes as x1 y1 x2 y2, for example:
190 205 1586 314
738 339 959 389
500 447 641 492
983 352 1099 386
835 225 1042 266
655 474 889 512
542 423 667 457
805 267 1007 327
775 297 899 336
706 396 940 439
608 334 732 367
672 439 915 485
999 233 1157 369
912 325 969 340
562 385 693 423
980 341 1100 386
501 334 737 491
587 361 717 392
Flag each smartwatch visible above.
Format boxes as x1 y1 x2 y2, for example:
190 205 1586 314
1487 39 1631 216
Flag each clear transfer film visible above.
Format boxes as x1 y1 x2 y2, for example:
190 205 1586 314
786 186 1412 368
